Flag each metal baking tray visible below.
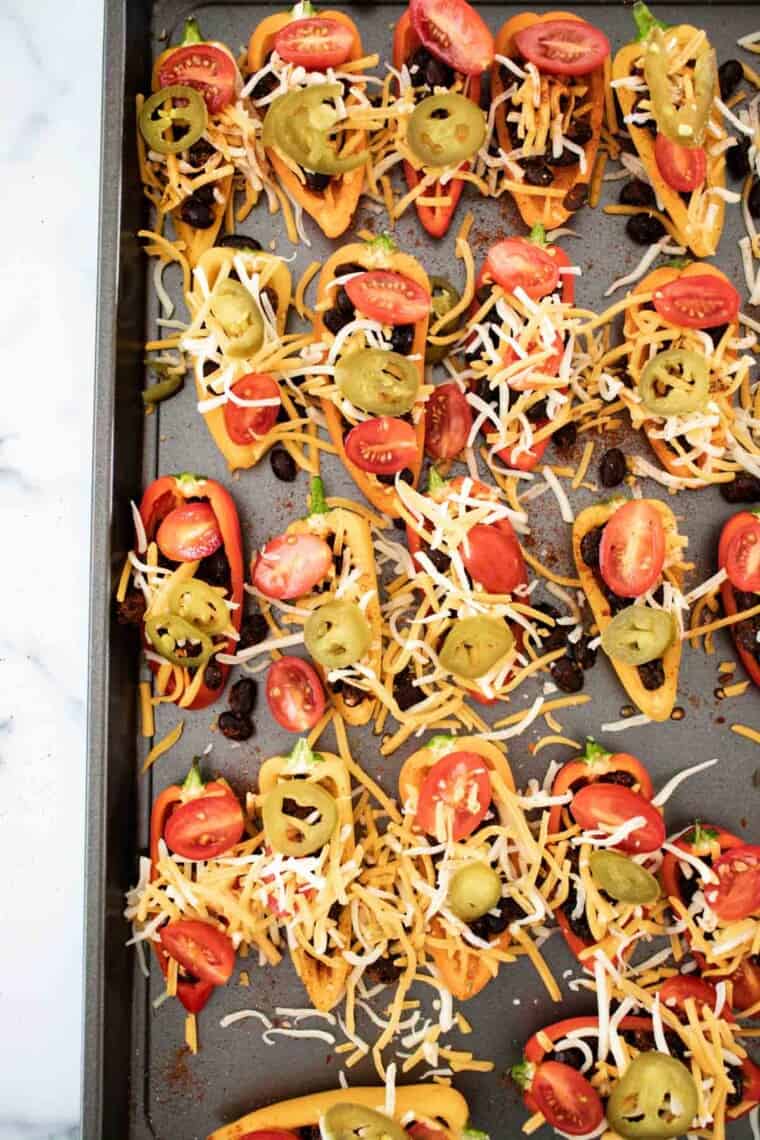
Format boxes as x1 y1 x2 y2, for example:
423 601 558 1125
85 2 760 1137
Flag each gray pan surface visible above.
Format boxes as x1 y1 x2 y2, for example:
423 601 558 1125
86 2 760 1137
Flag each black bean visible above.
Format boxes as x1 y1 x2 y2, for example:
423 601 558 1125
727 140 750 180
603 584 629 616
229 677 257 716
239 613 269 651
116 589 146 626
339 682 366 707
562 183 588 211
734 616 759 653
522 160 554 187
475 283 493 307
218 710 254 741
553 422 577 450
366 957 402 985
749 180 760 219
721 474 760 503
180 197 215 229
707 323 729 346
620 1028 654 1053
569 634 597 671
270 447 297 482
191 182 216 206
562 882 594 942
726 1067 745 1109
550 656 584 693
664 1031 690 1063
407 46 454 89
390 324 415 354
303 170 331 192
251 71 279 100
395 666 423 711
599 447 627 487
548 147 581 168
551 1048 587 1071
323 307 354 335
619 178 656 208
535 602 568 652
376 467 414 486
580 526 603 569
567 119 593 146
637 658 665 690
202 359 218 378
335 287 355 316
526 398 548 424
216 233 263 252
426 547 451 574
626 213 666 244
187 138 216 166
335 262 365 277
301 1128 322 1140
204 660 224 689
677 863 703 907
719 59 744 101
468 896 522 941
197 548 230 587
597 770 637 789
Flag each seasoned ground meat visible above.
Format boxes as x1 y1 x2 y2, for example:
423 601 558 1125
638 659 665 690
117 589 146 625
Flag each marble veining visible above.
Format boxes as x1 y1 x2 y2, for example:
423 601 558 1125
0 0 103 1136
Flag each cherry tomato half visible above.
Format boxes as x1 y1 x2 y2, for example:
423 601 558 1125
157 43 237 114
724 515 760 593
570 784 665 853
223 373 280 446
514 19 610 78
346 270 430 326
461 522 525 595
416 751 491 840
241 1132 301 1140
159 919 235 986
484 238 560 301
273 16 354 69
164 789 245 860
266 656 326 732
705 845 760 922
660 976 727 1020
156 501 222 562
599 501 666 599
654 134 707 193
344 416 419 475
653 274 740 330
409 0 494 76
252 533 333 600
530 1061 605 1137
425 383 473 460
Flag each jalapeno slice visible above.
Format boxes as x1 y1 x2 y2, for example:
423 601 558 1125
426 276 462 364
209 279 264 358
320 1104 410 1140
139 85 208 156
166 578 230 635
335 349 420 416
644 28 716 147
263 84 369 175
639 348 709 416
304 600 372 669
407 93 487 168
601 605 674 666
145 613 215 669
589 850 661 904
607 1052 698 1139
262 779 338 857
448 862 502 921
439 616 514 679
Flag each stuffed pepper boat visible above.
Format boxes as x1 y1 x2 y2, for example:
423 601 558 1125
718 509 760 690
491 12 608 229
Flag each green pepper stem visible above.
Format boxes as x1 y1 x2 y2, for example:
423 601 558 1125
288 737 321 769
309 476 329 516
528 223 550 248
427 466 447 492
182 757 205 794
688 820 718 846
664 257 691 269
370 232 397 254
463 1131 490 1140
633 1 668 40
293 0 316 15
181 17 204 45
510 1061 534 1091
175 471 208 488
583 738 611 764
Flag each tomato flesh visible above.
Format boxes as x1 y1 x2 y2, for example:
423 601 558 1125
273 17 354 69
460 522 525 594
484 238 560 300
157 44 237 114
570 784 665 853
530 1060 605 1136
515 19 610 78
223 373 280 446
653 274 740 330
346 270 430 325
164 790 245 860
724 516 760 593
425 383 473 460
660 976 727 1019
409 1125 449 1140
266 656 326 732
705 845 760 922
159 919 235 986
345 416 419 475
654 134 707 193
599 501 666 599
252 533 333 600
156 501 222 562
416 751 491 840
409 0 494 76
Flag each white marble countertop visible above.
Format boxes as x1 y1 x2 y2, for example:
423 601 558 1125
0 0 103 1136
